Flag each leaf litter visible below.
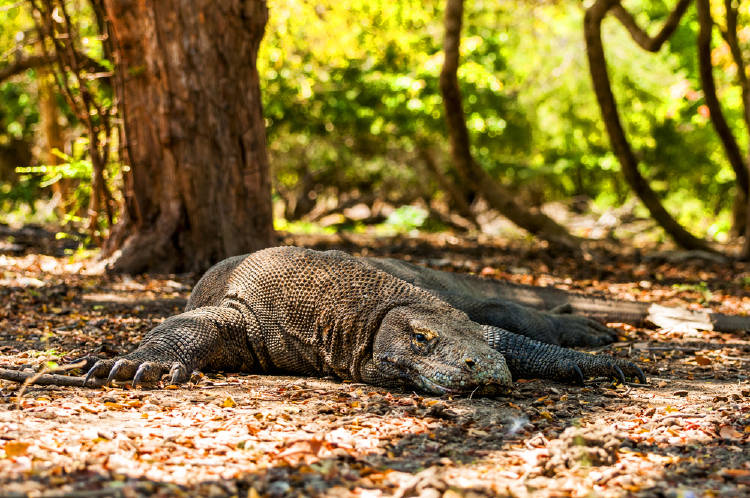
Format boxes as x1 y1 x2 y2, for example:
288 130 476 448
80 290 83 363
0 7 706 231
0 230 748 496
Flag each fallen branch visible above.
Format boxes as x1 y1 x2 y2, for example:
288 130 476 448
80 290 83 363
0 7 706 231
0 367 105 388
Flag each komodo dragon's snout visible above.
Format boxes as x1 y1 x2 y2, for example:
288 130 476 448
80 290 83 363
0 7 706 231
372 305 512 394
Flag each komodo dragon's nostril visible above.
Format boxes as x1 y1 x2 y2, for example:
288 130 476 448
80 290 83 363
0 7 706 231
465 358 476 369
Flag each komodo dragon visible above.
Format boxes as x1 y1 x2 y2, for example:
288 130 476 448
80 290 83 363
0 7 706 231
0 246 648 394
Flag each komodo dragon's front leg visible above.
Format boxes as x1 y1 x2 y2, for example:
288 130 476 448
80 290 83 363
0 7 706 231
85 306 255 386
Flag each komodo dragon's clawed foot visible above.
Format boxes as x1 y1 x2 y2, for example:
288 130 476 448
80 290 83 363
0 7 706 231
85 357 191 388
564 356 646 385
483 325 647 386
524 350 646 385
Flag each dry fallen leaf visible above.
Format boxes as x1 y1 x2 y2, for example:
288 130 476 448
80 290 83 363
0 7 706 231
694 354 712 366
719 425 743 440
222 396 236 408
722 469 750 478
4 441 30 457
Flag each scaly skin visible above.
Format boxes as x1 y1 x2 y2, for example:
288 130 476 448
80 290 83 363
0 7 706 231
363 258 618 347
85 247 645 394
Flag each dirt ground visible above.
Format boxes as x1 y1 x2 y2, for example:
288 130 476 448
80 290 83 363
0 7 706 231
0 229 749 497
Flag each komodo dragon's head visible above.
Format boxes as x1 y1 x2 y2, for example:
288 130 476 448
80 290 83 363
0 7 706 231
372 304 512 395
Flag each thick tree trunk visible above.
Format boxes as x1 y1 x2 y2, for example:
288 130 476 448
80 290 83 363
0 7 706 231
102 0 275 273
584 0 715 252
440 0 579 250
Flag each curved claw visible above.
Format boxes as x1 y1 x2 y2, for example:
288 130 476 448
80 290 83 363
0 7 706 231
83 369 97 387
169 362 189 385
633 364 647 384
133 362 163 388
106 359 131 386
571 362 585 385
551 303 574 314
613 365 626 385
84 359 113 387
132 364 147 389
66 355 100 373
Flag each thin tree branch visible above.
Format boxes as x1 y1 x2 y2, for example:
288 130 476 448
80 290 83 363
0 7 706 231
0 51 108 84
718 0 750 140
611 0 693 52
696 0 749 196
0 53 54 82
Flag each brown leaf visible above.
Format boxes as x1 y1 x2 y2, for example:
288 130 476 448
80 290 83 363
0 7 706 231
4 441 30 457
694 354 712 366
719 425 743 440
723 469 750 477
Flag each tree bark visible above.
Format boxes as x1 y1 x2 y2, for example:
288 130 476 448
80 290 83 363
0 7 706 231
102 0 275 273
584 0 715 252
696 0 749 200
715 0 750 258
440 0 579 250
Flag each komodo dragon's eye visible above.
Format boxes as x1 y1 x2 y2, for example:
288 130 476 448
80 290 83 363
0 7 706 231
411 328 437 348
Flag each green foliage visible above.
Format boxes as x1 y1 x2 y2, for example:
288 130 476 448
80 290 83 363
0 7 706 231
15 139 93 224
258 0 742 236
0 0 116 231
0 0 746 242
672 281 713 303
383 205 429 232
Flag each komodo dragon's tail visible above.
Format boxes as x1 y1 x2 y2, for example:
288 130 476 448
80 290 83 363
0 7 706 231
367 257 750 333
463 277 749 332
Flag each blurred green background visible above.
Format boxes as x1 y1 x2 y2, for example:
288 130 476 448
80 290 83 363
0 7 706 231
0 0 746 244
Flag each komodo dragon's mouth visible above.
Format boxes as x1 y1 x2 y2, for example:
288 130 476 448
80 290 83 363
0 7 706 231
382 355 492 394
417 374 465 394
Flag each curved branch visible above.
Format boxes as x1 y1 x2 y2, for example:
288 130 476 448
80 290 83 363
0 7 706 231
0 367 106 387
584 0 716 252
0 53 54 82
0 51 111 85
440 0 579 249
696 0 749 196
611 0 693 52
717 0 750 147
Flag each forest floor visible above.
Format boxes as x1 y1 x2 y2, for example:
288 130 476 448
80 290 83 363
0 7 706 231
0 226 749 497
